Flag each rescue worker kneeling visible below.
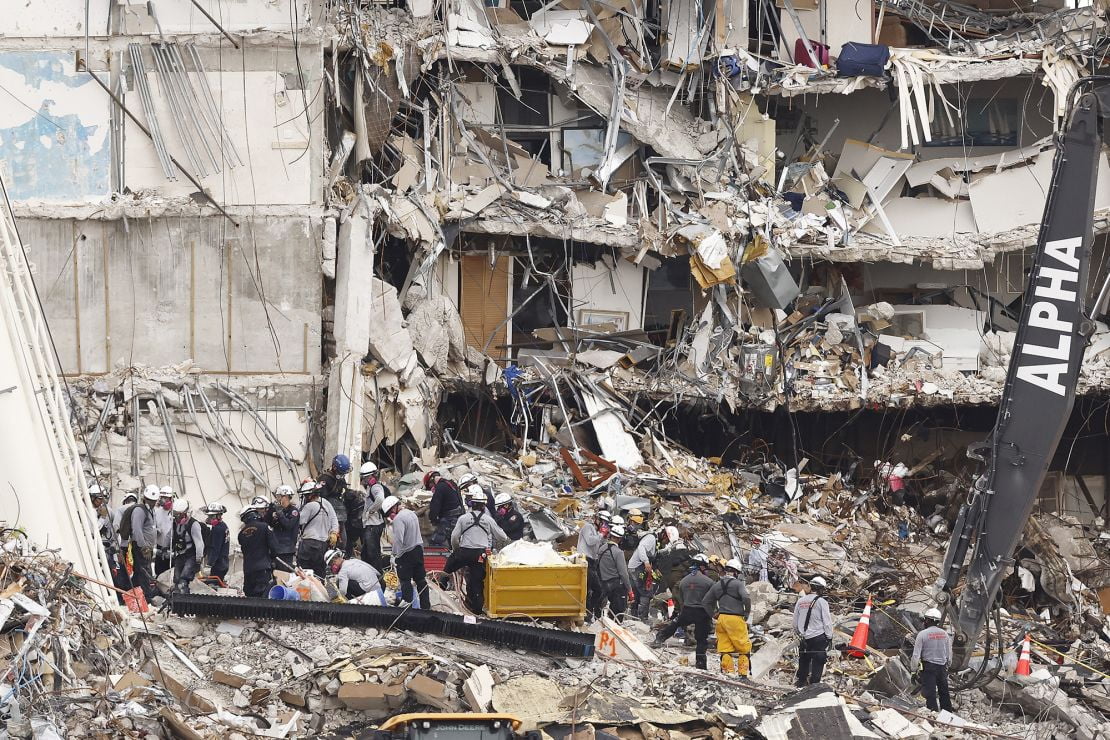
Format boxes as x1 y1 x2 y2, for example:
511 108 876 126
702 558 752 676
445 484 509 614
325 548 385 603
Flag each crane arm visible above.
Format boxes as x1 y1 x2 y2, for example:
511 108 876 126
940 78 1110 669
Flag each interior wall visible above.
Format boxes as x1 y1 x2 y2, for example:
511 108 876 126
572 256 645 330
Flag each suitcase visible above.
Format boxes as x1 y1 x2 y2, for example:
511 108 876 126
836 42 890 77
794 38 829 68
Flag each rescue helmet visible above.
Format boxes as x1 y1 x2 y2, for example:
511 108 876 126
458 472 478 489
422 471 440 489
494 492 513 507
121 492 138 505
360 461 378 478
331 454 352 474
628 508 645 525
172 499 190 515
142 485 161 502
274 484 295 501
88 482 107 497
610 514 625 527
203 503 227 516
724 558 743 573
159 485 175 498
923 607 943 621
691 553 710 567
325 548 343 566
809 576 828 589
250 495 269 510
597 510 613 522
381 495 401 515
609 524 625 538
299 479 322 496
466 484 486 506
239 505 260 521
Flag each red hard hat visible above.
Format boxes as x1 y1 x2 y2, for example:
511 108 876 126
423 471 440 490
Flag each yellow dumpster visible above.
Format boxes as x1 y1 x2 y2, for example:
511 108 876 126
483 554 588 618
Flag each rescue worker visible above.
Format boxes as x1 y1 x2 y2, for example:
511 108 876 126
383 495 428 608
238 497 278 597
112 491 139 541
578 510 611 617
202 504 230 582
793 576 834 686
297 479 339 577
318 454 351 551
325 548 385 602
653 525 691 610
170 499 206 594
492 492 526 541
652 553 714 669
910 608 953 713
702 558 752 676
746 535 770 583
90 485 127 592
447 485 509 614
153 485 175 575
269 484 300 572
596 524 633 622
360 462 388 568
428 470 464 547
628 526 662 619
125 486 161 600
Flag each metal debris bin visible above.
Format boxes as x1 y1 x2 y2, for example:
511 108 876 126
483 555 588 619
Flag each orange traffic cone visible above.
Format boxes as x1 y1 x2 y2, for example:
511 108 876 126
847 595 872 658
1015 634 1032 676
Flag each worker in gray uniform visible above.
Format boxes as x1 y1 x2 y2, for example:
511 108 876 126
577 510 611 617
652 553 714 669
447 485 509 614
793 576 833 686
595 524 633 622
910 608 954 713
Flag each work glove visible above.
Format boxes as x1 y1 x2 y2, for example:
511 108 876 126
328 532 338 547
628 589 635 602
141 547 154 560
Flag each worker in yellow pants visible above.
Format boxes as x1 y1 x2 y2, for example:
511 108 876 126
701 558 752 675
717 613 752 675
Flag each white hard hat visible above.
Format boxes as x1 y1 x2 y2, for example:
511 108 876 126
360 461 378 477
494 492 512 506
924 607 943 620
610 524 625 537
299 479 321 494
274 484 295 499
725 558 743 573
325 548 343 565
121 492 138 504
203 503 227 515
142 485 161 502
381 495 400 514
466 484 486 504
598 510 613 522
610 514 625 526
159 485 174 497
172 499 189 515
88 482 106 496
664 525 679 543
809 576 828 589
458 473 478 488
691 553 710 565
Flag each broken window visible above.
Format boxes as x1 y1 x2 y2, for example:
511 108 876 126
511 247 570 351
927 97 1019 148
643 256 694 334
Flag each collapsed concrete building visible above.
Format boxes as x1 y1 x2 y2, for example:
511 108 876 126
5 0 1110 736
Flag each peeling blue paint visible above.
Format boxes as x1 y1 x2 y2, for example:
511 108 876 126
0 51 109 201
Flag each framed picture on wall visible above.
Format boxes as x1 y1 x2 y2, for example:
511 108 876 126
578 309 629 332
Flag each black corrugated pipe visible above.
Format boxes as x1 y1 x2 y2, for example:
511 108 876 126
170 594 596 658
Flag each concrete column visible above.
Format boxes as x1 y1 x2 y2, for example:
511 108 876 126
325 196 376 463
